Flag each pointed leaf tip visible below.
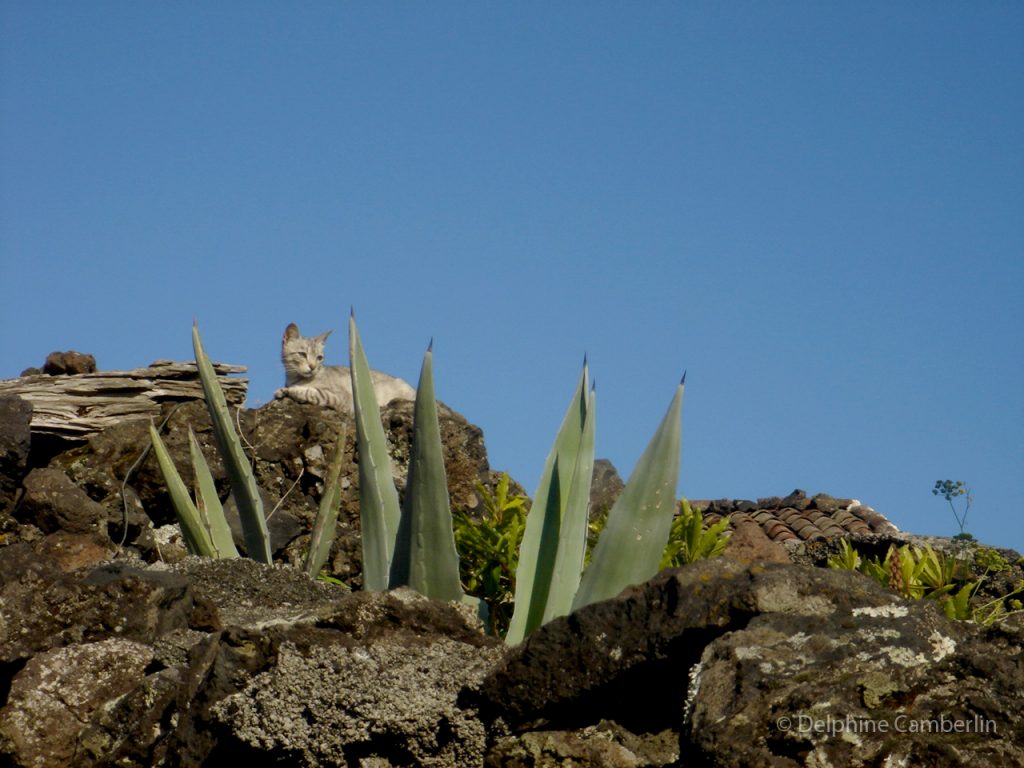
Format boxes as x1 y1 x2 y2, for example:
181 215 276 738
681 370 687 386
428 337 434 353
350 306 356 319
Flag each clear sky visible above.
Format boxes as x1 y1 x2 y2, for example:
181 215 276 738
2 3 1021 550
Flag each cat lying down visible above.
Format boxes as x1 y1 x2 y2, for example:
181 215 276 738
273 323 416 413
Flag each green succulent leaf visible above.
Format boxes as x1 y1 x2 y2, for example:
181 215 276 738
305 425 347 578
573 377 683 611
192 323 271 564
542 385 596 625
389 344 464 602
942 581 976 621
188 427 238 559
149 424 214 557
349 311 402 591
505 362 593 645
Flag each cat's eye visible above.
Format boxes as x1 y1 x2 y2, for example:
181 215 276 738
317 354 324 361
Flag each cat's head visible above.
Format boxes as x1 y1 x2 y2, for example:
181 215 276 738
281 322 332 382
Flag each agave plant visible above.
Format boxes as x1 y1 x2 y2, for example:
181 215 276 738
504 361 596 644
348 313 470 607
348 312 687 644
149 424 240 559
152 323 345 575
503 374 684 643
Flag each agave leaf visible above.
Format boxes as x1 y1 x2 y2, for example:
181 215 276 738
573 377 684 611
349 311 402 591
389 344 464 601
505 362 591 645
149 424 214 557
188 428 239 559
305 425 348 578
193 323 271 564
541 385 596 625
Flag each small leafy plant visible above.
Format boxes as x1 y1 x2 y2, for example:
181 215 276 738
830 541 960 600
974 546 1016 573
660 499 732 568
938 575 1024 624
827 538 861 571
828 539 1024 625
452 475 529 636
933 479 973 540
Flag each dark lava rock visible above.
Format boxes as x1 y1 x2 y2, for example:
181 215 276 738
484 558 1024 767
0 546 199 665
0 553 506 768
487 720 680 767
43 396 492 579
16 467 111 535
0 395 32 513
590 458 624 517
42 350 97 375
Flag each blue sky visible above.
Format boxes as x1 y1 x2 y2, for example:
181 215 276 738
2 3 1022 550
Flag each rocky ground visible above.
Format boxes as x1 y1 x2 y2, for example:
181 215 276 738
1 374 1022 767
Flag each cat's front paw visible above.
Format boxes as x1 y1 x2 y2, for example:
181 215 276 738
318 391 344 409
274 387 289 400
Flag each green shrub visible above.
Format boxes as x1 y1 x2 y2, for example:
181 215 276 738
974 546 1015 573
829 542 958 600
828 539 1024 625
660 499 731 567
456 488 731 639
452 475 529 637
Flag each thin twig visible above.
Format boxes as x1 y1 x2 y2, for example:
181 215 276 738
118 403 183 553
267 468 304 521
235 405 260 461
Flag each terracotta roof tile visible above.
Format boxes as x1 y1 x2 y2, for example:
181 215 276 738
688 491 898 543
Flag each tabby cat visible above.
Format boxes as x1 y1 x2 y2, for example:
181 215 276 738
274 323 415 412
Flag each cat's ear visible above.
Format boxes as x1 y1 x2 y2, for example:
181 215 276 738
284 323 300 341
317 330 333 344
